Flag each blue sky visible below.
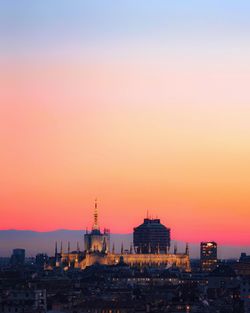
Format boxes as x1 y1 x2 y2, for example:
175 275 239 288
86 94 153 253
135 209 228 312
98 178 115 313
1 0 250 58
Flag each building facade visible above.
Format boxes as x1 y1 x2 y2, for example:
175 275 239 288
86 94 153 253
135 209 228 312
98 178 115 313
133 217 171 253
241 277 250 313
1 289 46 313
10 249 25 267
233 252 250 276
200 241 218 272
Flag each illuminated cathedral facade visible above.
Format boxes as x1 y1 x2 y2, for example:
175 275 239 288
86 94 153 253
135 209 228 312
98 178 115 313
54 201 191 272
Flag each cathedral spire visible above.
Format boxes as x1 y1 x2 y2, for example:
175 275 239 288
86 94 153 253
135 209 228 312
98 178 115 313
92 198 99 231
157 242 160 254
102 237 107 253
174 243 177 254
55 241 58 258
139 244 142 254
130 243 133 254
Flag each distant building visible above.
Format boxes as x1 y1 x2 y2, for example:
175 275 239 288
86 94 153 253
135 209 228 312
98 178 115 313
200 242 217 272
1 289 46 313
84 199 110 253
233 253 250 276
133 217 171 254
35 253 49 267
241 277 250 313
0 257 10 267
239 252 250 263
10 249 25 267
208 264 237 289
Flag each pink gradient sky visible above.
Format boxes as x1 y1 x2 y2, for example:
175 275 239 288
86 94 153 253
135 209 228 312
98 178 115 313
1 1 250 245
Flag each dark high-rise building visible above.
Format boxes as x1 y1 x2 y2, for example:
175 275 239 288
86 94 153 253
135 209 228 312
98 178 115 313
239 252 250 263
35 253 49 267
10 249 25 266
133 217 171 254
200 241 217 272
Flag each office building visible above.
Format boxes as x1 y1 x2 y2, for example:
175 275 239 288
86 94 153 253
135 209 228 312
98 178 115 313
10 249 25 267
200 241 217 272
133 217 171 254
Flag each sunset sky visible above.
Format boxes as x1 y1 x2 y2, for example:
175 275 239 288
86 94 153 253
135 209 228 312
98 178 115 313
1 1 250 245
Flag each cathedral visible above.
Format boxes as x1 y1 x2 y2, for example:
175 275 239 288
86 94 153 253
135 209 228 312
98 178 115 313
55 201 190 272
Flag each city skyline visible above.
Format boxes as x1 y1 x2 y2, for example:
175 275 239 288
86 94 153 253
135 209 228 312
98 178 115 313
0 200 249 259
1 1 250 246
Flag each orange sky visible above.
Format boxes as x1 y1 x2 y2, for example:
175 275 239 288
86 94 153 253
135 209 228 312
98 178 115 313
1 58 250 245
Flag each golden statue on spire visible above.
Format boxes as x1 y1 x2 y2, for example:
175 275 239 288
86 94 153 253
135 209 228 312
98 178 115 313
93 198 99 231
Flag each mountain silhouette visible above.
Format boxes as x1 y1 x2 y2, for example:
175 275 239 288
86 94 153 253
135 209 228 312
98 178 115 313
0 230 249 259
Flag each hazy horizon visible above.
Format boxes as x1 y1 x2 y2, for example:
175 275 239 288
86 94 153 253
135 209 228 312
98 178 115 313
1 229 249 259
